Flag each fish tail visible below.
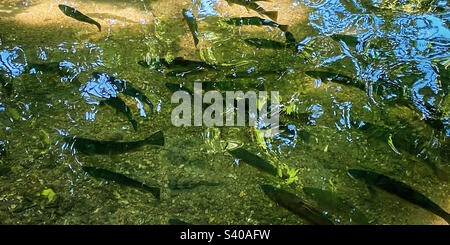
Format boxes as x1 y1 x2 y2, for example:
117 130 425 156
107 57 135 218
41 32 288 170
278 25 289 32
194 37 199 47
444 214 450 225
130 119 138 131
95 22 101 32
143 185 161 199
264 11 278 21
145 130 164 146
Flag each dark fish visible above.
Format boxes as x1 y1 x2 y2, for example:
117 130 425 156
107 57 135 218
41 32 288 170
285 31 297 45
66 130 164 155
225 69 285 79
82 166 160 199
182 9 199 47
339 0 365 14
223 17 288 32
165 69 207 77
168 178 220 190
168 218 193 225
168 57 215 70
140 57 215 70
119 84 154 113
348 169 450 224
27 62 68 76
302 187 370 224
58 4 101 31
244 38 290 50
352 121 391 143
282 109 311 125
200 80 264 91
100 97 138 131
89 72 154 113
305 70 365 91
331 34 359 47
228 148 277 176
260 185 334 225
226 0 278 21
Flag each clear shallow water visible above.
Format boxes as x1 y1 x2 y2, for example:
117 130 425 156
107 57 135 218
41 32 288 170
0 0 448 224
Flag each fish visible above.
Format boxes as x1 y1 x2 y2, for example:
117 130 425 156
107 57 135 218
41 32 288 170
168 178 220 191
228 148 277 176
89 72 154 114
331 34 359 47
167 57 216 70
223 17 288 32
119 83 154 113
302 187 370 224
347 169 450 224
285 31 297 45
100 97 138 131
305 70 365 91
200 80 264 91
168 218 193 225
260 185 334 225
244 38 290 50
58 4 101 32
165 69 207 77
82 166 160 199
282 109 311 125
140 57 215 71
225 69 285 79
225 0 278 21
27 62 69 76
182 9 199 47
65 130 164 155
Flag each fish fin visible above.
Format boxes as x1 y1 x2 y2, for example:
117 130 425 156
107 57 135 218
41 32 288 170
145 130 164 146
194 37 199 47
130 119 138 131
95 22 101 32
144 185 161 199
442 212 450 225
279 25 289 32
264 11 278 21
228 2 234 7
